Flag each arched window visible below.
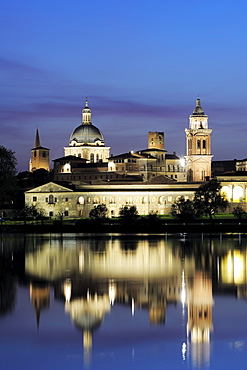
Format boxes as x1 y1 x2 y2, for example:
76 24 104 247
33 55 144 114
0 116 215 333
78 196 84 205
93 197 100 204
90 153 94 163
142 196 148 204
48 194 54 204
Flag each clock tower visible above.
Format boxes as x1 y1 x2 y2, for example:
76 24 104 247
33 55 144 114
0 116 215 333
185 98 213 182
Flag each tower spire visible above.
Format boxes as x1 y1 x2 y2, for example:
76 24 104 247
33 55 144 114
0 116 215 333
82 98 92 125
35 127 41 148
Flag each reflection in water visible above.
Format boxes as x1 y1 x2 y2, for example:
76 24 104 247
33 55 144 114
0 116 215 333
30 283 50 328
2 233 247 368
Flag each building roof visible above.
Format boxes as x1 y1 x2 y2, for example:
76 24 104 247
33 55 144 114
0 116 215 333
148 175 177 184
31 146 50 151
139 148 167 154
166 153 179 160
53 155 87 162
110 152 156 160
69 124 105 146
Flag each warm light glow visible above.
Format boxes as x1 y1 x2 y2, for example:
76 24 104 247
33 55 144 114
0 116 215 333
233 185 244 202
221 186 231 201
221 250 244 284
64 278 71 302
181 270 186 305
131 298 135 316
180 157 185 167
109 280 116 305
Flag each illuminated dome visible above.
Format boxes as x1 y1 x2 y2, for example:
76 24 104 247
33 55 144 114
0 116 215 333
69 99 105 147
69 124 105 146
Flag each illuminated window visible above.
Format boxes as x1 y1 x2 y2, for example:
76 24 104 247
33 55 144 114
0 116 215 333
78 196 84 205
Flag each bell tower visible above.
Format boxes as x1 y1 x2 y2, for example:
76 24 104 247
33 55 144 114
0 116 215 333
29 127 50 172
185 98 213 182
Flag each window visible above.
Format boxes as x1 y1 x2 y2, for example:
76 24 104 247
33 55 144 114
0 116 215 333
42 152 46 158
33 196 37 202
90 154 94 163
197 140 201 149
64 211 69 217
203 140 206 149
78 196 84 205
49 211 53 217
65 198 68 202
48 195 54 204
96 154 99 162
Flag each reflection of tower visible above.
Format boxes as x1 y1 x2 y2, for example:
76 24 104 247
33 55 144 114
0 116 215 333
29 127 50 172
187 272 213 368
30 282 50 328
185 98 213 181
148 281 167 325
187 271 213 342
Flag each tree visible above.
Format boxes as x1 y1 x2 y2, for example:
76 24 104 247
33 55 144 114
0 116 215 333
12 204 40 225
193 179 228 221
232 206 247 220
0 146 17 207
119 205 139 225
170 196 198 224
89 204 108 220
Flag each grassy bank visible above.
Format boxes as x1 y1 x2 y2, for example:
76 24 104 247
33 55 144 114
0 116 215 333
0 214 246 234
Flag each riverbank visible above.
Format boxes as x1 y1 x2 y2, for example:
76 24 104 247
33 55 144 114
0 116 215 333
1 218 247 234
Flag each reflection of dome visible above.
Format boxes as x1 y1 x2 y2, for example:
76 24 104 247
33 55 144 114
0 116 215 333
74 312 103 331
192 98 205 116
69 125 105 146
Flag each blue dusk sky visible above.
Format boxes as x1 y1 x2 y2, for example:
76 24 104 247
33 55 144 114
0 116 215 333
1 0 247 171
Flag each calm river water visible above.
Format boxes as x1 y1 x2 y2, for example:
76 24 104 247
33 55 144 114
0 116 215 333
1 233 247 369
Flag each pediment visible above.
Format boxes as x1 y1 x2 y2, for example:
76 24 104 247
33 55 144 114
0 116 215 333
25 182 73 193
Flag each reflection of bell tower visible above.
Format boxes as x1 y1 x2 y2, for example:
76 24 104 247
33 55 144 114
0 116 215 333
185 98 213 182
29 127 50 172
187 272 213 342
30 283 50 328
